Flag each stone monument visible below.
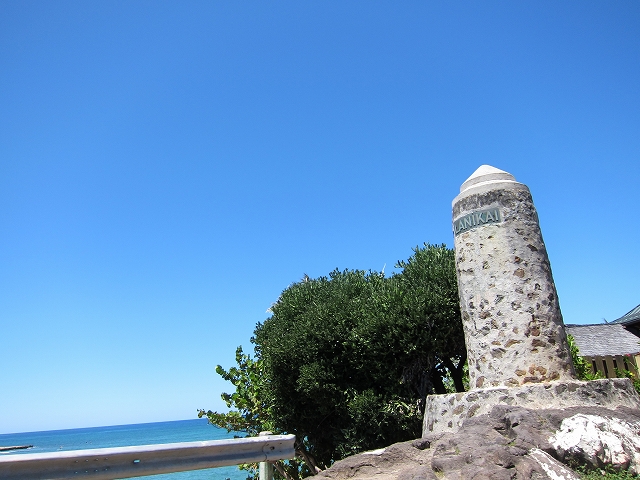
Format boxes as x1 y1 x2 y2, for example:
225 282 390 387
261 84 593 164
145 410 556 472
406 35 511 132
423 165 640 435
454 165 574 388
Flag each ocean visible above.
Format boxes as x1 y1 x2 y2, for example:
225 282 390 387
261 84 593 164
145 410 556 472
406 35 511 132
0 419 249 479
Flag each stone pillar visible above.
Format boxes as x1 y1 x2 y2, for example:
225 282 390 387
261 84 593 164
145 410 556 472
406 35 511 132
422 165 640 436
452 165 575 389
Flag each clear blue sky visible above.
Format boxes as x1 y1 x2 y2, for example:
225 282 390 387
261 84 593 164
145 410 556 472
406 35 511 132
1 1 639 435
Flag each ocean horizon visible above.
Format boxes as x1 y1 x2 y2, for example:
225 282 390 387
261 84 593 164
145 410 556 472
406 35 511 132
0 418 249 479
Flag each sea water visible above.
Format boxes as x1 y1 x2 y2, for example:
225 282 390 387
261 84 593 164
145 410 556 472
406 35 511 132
0 419 249 479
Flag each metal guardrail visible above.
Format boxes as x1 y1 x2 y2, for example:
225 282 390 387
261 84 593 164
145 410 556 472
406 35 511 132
0 433 296 480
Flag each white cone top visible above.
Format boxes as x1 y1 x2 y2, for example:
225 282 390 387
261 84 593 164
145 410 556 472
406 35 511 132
460 165 518 193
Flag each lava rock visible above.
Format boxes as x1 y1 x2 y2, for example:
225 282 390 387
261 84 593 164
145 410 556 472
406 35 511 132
315 405 640 480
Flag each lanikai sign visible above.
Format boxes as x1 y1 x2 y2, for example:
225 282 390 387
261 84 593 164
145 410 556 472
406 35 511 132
453 208 501 236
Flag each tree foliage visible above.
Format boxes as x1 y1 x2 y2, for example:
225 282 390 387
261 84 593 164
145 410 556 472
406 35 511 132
200 243 466 479
198 346 272 436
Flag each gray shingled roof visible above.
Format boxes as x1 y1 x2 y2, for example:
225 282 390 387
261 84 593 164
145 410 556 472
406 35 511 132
565 324 640 357
610 304 640 325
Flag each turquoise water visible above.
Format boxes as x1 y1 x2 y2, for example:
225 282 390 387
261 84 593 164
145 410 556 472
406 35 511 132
0 419 249 479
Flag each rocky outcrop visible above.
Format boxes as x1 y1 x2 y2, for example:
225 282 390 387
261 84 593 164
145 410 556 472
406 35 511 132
316 405 640 479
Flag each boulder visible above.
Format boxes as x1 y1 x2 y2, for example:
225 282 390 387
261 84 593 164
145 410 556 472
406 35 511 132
315 405 640 479
551 413 640 473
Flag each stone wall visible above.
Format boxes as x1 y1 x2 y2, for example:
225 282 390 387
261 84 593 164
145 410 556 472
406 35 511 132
424 378 640 434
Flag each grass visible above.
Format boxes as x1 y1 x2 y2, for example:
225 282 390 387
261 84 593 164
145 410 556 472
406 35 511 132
576 466 639 479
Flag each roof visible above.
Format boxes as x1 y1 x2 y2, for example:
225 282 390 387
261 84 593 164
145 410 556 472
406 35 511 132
610 304 640 326
565 324 640 357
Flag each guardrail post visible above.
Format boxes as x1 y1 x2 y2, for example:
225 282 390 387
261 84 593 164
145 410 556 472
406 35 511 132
259 431 274 480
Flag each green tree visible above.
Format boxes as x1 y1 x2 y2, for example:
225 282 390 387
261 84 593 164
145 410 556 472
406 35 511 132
254 268 414 468
201 243 466 478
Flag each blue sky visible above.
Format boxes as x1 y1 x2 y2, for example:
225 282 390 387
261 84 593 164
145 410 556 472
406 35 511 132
1 1 639 434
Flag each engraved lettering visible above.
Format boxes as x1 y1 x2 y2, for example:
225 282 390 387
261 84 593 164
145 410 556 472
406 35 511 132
453 208 503 236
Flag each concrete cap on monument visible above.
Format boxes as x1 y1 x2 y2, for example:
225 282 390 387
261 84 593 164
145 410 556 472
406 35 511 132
452 165 575 390
459 165 518 194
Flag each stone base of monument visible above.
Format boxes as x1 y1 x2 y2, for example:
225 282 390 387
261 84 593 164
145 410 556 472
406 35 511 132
423 378 640 435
